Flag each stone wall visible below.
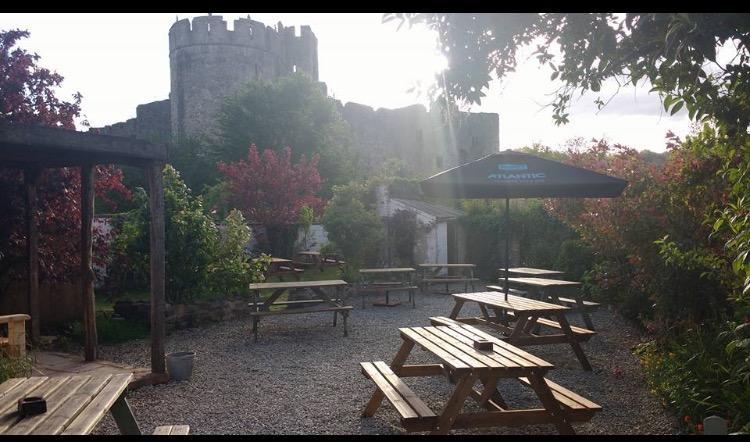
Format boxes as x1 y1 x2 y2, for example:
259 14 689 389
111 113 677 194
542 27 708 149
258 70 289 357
338 101 498 177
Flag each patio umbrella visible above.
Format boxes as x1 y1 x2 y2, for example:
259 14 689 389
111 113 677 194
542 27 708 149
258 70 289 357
420 149 627 299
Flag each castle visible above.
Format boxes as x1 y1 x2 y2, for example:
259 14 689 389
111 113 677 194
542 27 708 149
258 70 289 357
96 15 499 177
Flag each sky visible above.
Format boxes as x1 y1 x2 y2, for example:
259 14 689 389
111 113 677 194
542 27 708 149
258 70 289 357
0 13 694 152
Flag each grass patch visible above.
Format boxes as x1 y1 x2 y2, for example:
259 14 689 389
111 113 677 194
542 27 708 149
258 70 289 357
66 312 150 345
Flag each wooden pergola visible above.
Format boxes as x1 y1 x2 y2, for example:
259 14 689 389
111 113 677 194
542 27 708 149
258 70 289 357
0 123 167 377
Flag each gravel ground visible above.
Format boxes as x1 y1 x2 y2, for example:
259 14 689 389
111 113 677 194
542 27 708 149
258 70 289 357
93 289 680 435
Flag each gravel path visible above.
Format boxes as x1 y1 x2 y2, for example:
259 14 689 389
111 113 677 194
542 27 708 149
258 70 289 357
93 290 680 435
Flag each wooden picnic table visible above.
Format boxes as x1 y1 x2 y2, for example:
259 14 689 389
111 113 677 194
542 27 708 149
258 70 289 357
0 373 141 435
254 257 304 281
360 324 601 434
499 267 565 277
418 263 481 295
439 291 595 371
498 277 599 330
247 280 352 342
294 251 347 272
357 268 418 308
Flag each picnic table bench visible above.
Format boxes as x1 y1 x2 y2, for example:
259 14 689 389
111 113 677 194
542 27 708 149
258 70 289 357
357 268 418 308
496 277 600 330
0 373 189 435
247 280 352 342
439 291 595 371
418 263 481 295
360 323 600 434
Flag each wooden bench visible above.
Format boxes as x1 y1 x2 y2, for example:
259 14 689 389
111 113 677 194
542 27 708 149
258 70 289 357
517 377 601 420
0 314 30 358
357 283 419 308
248 280 352 341
361 361 438 430
272 265 305 281
153 425 190 435
556 297 600 309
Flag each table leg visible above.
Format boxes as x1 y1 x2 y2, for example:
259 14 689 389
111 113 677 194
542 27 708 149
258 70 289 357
448 300 465 319
475 373 506 409
333 310 338 327
574 294 596 330
110 394 142 435
508 315 529 340
526 373 575 435
556 313 592 371
430 371 478 435
362 340 415 417
342 311 349 337
252 316 259 343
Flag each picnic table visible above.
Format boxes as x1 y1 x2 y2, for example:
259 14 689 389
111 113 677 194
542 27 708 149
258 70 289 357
294 251 347 272
495 277 599 330
436 291 595 371
499 267 565 278
255 257 305 281
0 373 145 435
418 263 481 295
360 324 601 434
247 280 352 342
357 268 418 308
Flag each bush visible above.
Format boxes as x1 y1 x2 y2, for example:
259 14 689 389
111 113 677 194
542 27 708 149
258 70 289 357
110 166 264 303
635 321 750 434
0 351 33 384
385 210 424 267
321 182 384 272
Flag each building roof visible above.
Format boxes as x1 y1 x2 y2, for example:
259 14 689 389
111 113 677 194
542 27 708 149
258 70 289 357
392 198 465 221
0 123 166 168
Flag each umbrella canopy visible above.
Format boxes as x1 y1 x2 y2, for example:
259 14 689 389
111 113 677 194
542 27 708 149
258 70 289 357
421 150 627 199
420 149 627 299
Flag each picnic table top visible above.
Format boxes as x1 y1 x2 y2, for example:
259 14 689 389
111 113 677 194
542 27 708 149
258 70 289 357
398 325 553 374
359 267 416 274
501 267 565 276
248 279 348 290
418 263 475 268
506 277 581 287
453 291 570 314
0 373 132 435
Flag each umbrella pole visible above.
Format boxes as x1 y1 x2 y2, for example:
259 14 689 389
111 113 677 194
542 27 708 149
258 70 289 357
504 197 510 301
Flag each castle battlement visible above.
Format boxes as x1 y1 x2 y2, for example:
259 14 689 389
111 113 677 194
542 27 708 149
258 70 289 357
169 15 316 55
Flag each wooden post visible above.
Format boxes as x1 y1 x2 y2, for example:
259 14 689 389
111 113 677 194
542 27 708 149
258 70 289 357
81 164 97 361
147 163 166 374
24 167 41 342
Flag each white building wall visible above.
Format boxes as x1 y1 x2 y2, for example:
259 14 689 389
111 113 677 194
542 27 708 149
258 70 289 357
295 224 329 251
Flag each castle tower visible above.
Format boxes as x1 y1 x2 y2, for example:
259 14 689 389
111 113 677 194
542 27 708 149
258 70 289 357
168 15 319 141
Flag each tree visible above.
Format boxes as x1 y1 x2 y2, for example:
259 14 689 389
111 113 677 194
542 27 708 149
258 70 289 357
213 73 357 196
388 12 750 302
217 145 324 256
0 29 130 291
321 181 384 276
387 14 750 133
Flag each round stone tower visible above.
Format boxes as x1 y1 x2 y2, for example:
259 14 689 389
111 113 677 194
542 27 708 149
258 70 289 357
168 15 319 141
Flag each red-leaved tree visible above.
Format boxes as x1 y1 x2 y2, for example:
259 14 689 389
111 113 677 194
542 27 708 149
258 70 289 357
217 145 324 226
0 29 131 291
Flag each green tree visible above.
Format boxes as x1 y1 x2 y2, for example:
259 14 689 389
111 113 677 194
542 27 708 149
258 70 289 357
321 182 384 274
388 12 750 303
213 73 357 196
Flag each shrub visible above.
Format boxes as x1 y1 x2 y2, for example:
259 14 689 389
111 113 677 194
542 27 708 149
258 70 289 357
110 166 263 303
322 182 384 272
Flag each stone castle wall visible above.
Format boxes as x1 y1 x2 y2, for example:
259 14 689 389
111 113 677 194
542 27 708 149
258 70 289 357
94 14 499 176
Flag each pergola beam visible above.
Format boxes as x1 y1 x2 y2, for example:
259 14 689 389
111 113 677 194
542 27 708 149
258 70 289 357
24 167 41 342
81 164 97 362
147 163 166 374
